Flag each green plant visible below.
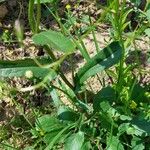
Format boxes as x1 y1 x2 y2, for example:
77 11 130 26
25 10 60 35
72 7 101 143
0 0 150 149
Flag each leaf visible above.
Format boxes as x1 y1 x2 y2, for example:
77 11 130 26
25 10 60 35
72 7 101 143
130 118 150 135
44 130 63 144
65 131 84 150
93 86 116 112
32 30 76 53
144 28 150 37
107 136 124 150
49 88 62 108
34 0 55 4
24 146 34 150
0 57 56 78
146 9 150 22
0 57 51 68
45 124 73 150
120 115 132 121
131 83 147 102
131 136 145 150
57 106 78 122
81 141 92 150
35 115 64 132
130 0 141 6
118 123 130 136
99 113 113 131
75 41 122 88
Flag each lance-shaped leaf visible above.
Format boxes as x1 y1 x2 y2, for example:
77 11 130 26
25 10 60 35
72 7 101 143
32 30 76 53
75 41 122 88
0 57 56 78
34 0 55 4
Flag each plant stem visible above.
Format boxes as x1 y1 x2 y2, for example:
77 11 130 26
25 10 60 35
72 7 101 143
44 45 74 89
113 0 126 97
67 9 90 62
59 71 74 89
28 0 36 33
89 15 99 53
35 0 41 33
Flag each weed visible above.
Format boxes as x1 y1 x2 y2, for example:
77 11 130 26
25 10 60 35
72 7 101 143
0 0 149 149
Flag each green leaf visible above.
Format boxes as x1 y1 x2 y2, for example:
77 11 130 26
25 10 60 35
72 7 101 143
93 86 116 112
35 115 64 132
120 115 132 121
75 41 122 88
131 84 147 102
44 130 62 144
34 0 55 4
130 118 150 135
0 57 52 68
45 124 73 150
118 123 130 136
144 28 150 37
32 30 76 53
81 141 92 150
24 146 34 150
99 112 114 131
65 131 84 150
57 106 78 122
49 88 62 108
0 57 56 78
146 9 150 22
131 136 145 150
107 136 124 150
130 0 141 6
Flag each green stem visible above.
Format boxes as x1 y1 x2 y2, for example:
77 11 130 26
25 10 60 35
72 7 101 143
113 0 126 97
36 0 41 33
28 0 36 33
59 71 74 89
44 45 56 61
89 15 99 53
44 45 74 89
67 10 90 62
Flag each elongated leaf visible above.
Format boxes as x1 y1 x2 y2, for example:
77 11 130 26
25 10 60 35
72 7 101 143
32 30 76 53
0 57 51 68
65 131 84 150
45 124 73 150
131 118 150 135
35 115 64 132
75 41 122 87
44 130 64 144
34 0 55 4
0 57 56 78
